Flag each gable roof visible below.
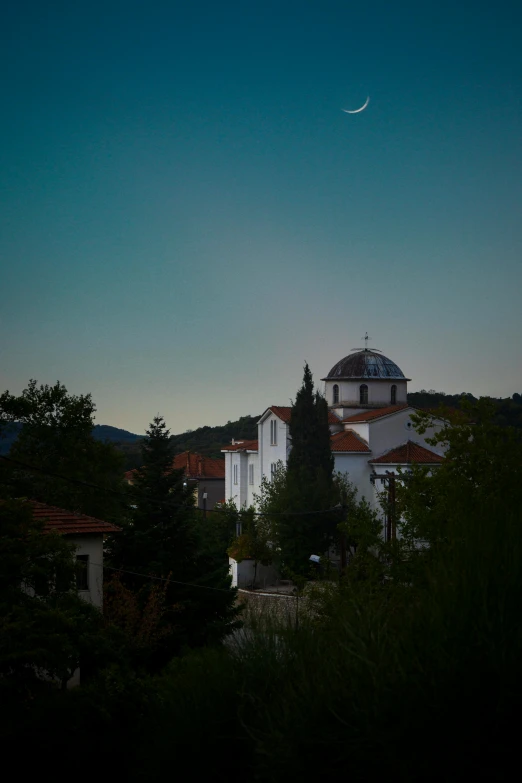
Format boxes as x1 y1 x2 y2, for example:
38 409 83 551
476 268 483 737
266 406 340 426
330 430 371 453
342 404 411 423
221 439 259 453
29 500 121 535
125 450 225 482
369 441 444 465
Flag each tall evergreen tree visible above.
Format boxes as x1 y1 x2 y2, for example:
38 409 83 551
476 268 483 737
107 415 241 668
277 364 338 577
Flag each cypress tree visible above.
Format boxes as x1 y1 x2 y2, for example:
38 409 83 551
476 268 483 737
279 364 337 577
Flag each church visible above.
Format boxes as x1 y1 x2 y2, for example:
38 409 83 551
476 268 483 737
222 342 446 586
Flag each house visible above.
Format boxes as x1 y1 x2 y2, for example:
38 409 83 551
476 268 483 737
125 450 225 510
29 500 121 609
223 343 446 586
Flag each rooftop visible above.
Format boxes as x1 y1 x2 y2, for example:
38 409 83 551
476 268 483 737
221 439 259 452
330 430 371 453
369 441 444 465
29 500 121 535
125 450 225 482
342 404 411 423
323 349 408 381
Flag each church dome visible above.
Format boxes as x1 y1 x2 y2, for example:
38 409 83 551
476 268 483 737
325 350 406 380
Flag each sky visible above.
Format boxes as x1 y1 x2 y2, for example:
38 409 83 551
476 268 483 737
1 0 521 434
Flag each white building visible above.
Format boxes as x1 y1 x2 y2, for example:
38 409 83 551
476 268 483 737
30 500 121 609
223 346 445 586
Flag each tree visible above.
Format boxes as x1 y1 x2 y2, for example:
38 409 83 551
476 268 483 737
388 398 522 586
277 364 338 577
0 380 126 524
106 415 241 667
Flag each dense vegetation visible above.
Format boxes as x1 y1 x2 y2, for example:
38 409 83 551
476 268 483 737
2 378 522 779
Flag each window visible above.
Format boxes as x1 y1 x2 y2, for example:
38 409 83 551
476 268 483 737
233 464 238 485
249 464 254 485
270 419 278 445
270 462 277 480
359 384 368 404
391 384 397 404
76 555 89 591
333 384 339 404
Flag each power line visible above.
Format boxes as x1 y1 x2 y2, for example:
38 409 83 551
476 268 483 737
92 560 236 594
0 454 344 518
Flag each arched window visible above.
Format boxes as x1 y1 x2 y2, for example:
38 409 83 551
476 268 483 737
359 384 368 404
333 384 339 404
391 384 397 404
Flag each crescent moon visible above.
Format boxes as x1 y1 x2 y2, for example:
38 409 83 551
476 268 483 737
342 96 370 114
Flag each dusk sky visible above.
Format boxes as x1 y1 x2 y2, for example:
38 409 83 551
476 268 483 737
1 0 521 434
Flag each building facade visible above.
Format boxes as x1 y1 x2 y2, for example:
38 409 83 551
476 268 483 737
223 346 445 585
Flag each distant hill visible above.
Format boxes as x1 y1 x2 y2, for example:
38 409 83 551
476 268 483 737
92 424 143 443
0 422 142 456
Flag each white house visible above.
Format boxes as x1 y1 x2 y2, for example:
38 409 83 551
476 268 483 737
30 500 121 609
223 345 445 586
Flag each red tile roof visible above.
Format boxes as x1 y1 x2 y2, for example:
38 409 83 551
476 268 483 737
369 441 444 465
330 430 371 453
172 451 225 479
269 406 341 425
342 404 410 423
125 451 225 482
29 501 121 535
221 440 259 453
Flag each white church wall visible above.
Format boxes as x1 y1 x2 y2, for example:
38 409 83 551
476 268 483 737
369 410 444 460
333 454 373 505
326 379 408 408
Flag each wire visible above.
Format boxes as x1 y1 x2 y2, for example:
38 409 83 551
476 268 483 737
92 560 237 594
0 454 344 518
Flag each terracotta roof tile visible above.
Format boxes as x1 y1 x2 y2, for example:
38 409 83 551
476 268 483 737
342 404 410 423
125 451 225 481
269 406 340 425
369 441 444 465
171 451 225 479
330 430 371 453
29 501 121 535
221 440 259 453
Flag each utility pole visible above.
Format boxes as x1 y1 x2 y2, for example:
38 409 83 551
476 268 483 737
202 489 207 520
340 501 348 574
370 471 397 543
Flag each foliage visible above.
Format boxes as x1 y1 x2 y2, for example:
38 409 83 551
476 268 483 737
0 380 127 523
408 388 522 428
106 415 241 666
3 396 522 780
103 572 177 660
256 365 338 577
169 414 259 459
227 506 273 588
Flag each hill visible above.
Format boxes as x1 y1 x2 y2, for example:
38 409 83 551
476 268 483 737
0 422 142 456
407 391 522 428
92 424 143 443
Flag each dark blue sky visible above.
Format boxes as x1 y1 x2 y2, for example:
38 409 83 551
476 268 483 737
1 1 521 431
